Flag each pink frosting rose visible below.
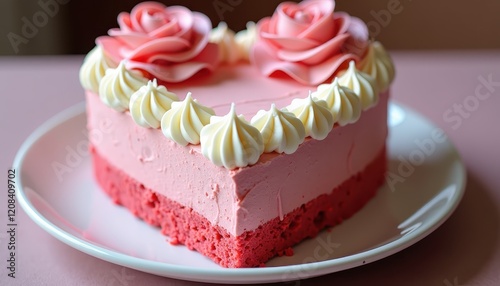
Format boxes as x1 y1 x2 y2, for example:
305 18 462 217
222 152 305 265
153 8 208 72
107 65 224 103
251 0 369 85
97 2 219 83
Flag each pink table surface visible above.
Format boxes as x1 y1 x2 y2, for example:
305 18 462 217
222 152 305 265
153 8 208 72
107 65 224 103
1 51 499 286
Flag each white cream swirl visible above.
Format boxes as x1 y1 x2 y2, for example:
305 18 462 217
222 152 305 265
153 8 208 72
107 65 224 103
161 92 215 146
129 79 179 129
235 22 257 62
338 61 379 110
200 104 264 169
357 41 395 92
79 45 116 93
251 104 306 154
99 61 148 112
209 22 240 64
286 93 334 140
312 78 362 126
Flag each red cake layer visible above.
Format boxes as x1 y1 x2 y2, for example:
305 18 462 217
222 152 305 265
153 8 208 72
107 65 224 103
91 145 386 267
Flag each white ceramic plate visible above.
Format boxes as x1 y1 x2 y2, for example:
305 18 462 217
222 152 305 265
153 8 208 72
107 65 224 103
14 102 466 284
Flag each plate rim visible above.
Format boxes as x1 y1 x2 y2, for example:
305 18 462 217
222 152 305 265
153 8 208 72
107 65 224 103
13 101 467 284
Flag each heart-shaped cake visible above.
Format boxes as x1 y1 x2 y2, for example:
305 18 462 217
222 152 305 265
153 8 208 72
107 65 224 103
80 0 395 267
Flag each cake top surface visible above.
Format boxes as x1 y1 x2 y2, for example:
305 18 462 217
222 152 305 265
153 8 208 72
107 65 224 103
80 0 395 169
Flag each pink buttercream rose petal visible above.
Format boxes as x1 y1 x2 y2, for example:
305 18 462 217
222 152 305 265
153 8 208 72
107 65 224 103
147 19 180 38
118 4 193 40
122 37 191 61
253 40 357 85
275 3 312 37
117 13 136 33
126 43 219 82
146 15 211 63
266 11 353 65
251 0 369 85
130 2 167 33
100 2 218 83
331 12 351 35
306 52 356 84
296 13 335 43
108 29 151 48
295 0 335 42
262 34 321 51
161 6 196 41
141 11 168 33
277 33 349 64
260 19 320 51
136 28 207 63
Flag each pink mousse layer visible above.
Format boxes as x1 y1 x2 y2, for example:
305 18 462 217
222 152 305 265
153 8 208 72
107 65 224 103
86 68 389 237
91 145 386 267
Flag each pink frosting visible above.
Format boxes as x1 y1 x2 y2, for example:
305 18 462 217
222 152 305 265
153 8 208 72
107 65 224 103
251 0 368 85
97 2 219 83
85 62 390 236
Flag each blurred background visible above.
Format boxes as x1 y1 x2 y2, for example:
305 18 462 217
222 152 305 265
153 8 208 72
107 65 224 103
1 0 499 55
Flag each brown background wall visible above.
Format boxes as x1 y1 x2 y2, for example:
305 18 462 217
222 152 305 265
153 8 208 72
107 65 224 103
1 0 499 55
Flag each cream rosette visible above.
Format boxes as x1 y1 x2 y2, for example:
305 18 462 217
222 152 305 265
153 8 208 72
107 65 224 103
251 104 306 154
161 92 215 145
200 104 264 169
